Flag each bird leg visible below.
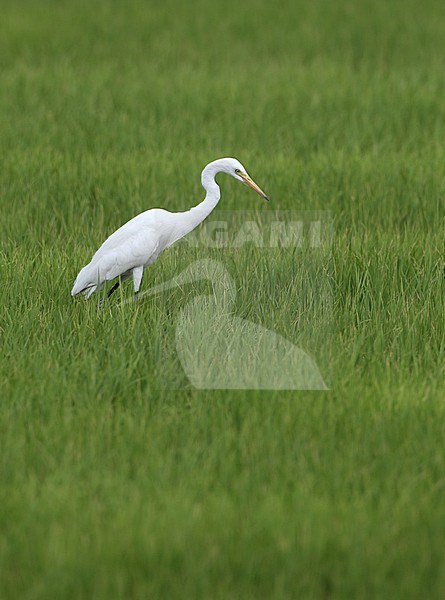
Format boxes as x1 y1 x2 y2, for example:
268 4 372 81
107 280 121 298
132 267 144 303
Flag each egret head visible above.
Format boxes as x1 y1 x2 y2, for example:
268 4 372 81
225 158 269 201
204 157 269 201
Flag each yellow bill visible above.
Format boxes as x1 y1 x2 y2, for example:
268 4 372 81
240 173 269 201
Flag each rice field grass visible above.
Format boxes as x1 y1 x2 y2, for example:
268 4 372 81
1 0 445 597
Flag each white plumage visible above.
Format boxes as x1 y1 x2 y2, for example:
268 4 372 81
71 158 268 300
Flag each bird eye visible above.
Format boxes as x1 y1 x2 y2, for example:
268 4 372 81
235 169 241 174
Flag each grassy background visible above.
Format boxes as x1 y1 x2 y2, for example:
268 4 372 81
1 0 445 597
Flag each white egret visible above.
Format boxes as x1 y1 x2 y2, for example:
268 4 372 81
71 158 268 300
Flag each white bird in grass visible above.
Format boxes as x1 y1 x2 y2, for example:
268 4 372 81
71 158 269 301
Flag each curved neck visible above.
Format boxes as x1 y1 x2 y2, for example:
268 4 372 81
172 162 221 241
190 161 222 222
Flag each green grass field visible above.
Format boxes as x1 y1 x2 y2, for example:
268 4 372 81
1 0 445 597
